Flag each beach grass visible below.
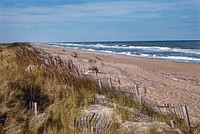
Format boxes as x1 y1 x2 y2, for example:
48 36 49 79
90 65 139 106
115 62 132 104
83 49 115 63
0 43 101 133
0 43 199 133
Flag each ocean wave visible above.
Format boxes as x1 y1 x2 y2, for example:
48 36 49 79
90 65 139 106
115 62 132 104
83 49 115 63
152 55 200 62
172 48 200 55
46 42 200 64
93 44 172 51
83 48 200 63
128 46 171 50
141 54 150 57
82 48 200 63
51 42 85 47
81 48 134 56
49 42 200 55
81 48 96 52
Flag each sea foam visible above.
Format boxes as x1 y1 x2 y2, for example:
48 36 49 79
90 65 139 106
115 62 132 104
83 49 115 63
46 41 200 64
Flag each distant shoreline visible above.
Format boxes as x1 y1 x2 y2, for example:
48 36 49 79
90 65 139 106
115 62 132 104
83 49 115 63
41 40 200 64
34 43 200 79
68 47 200 65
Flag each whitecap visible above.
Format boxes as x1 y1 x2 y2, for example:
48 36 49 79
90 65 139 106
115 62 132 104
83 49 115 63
172 48 200 55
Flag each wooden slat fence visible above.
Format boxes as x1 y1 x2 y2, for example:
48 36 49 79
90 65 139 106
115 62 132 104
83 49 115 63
92 94 154 123
74 113 113 134
115 86 141 103
76 64 86 77
74 65 191 128
92 94 114 107
140 96 160 113
96 77 190 127
157 103 191 128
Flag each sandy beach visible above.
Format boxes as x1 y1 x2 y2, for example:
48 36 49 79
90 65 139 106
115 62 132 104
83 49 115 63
33 44 200 123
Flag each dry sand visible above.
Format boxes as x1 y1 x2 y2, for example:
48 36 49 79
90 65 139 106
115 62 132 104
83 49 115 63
32 44 200 123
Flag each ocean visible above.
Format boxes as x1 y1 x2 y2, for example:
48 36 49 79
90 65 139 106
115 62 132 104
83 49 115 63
45 40 200 64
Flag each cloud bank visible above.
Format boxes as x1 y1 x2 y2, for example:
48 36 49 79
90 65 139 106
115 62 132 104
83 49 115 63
0 0 199 42
0 0 199 23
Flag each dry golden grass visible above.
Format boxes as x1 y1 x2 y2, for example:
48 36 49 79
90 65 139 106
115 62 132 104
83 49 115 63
0 43 199 134
0 43 101 133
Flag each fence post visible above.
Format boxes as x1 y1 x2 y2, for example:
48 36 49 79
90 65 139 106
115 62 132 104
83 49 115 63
29 101 33 110
171 104 177 116
135 84 141 109
135 84 139 96
139 96 142 110
74 117 76 134
95 72 99 79
170 120 175 128
98 80 102 89
108 77 112 88
76 65 80 77
182 104 191 130
34 102 38 116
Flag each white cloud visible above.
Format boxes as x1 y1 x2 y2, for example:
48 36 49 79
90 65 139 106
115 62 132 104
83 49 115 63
0 0 199 23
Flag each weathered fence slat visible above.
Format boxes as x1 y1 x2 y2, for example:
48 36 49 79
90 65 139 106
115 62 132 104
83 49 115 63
34 102 38 116
182 104 191 129
74 113 114 134
108 77 112 88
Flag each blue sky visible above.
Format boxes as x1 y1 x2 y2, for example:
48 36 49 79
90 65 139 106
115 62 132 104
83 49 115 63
0 0 199 42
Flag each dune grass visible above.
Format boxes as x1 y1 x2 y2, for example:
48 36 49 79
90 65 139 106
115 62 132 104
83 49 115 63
0 43 199 134
0 43 101 133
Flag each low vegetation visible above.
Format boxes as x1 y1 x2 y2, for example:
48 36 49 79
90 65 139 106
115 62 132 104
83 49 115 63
0 43 199 134
0 43 100 133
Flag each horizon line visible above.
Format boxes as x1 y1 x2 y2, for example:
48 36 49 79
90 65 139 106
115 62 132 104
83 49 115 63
1 39 200 44
46 39 200 43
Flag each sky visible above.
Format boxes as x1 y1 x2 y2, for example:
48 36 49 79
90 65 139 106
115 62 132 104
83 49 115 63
0 0 200 42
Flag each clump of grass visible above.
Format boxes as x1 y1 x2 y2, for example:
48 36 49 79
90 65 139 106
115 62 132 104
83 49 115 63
148 123 159 134
152 111 190 133
192 122 200 134
112 107 135 123
121 126 137 134
71 52 77 58
88 65 99 73
108 122 121 134
0 43 102 133
102 87 140 109
88 58 96 64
